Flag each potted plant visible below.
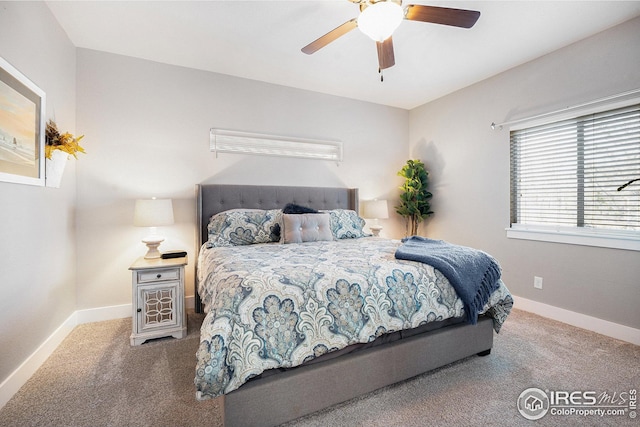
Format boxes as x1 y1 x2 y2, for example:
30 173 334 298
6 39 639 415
395 159 433 236
45 120 85 187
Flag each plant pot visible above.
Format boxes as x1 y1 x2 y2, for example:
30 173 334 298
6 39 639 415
45 149 68 188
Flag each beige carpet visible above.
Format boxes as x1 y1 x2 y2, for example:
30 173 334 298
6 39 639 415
0 309 637 427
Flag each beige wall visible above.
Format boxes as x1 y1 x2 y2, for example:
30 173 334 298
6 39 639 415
0 2 77 382
74 49 410 309
410 16 640 329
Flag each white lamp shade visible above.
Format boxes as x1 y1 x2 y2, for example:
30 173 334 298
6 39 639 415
358 1 404 42
362 199 389 220
133 199 174 227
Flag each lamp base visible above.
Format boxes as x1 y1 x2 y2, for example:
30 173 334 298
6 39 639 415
369 224 383 237
142 236 165 259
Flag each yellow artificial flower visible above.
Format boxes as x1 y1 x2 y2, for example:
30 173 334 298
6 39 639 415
45 120 86 160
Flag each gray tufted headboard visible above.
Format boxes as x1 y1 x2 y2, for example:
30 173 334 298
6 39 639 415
195 184 359 312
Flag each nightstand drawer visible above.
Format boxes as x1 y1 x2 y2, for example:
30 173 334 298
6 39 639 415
137 267 180 283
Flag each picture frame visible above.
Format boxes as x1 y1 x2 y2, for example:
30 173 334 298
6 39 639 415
0 56 46 186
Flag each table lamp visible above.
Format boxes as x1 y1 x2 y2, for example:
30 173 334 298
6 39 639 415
362 199 389 237
134 198 174 259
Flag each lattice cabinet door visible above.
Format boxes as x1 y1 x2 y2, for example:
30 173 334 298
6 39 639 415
138 282 179 331
129 256 188 346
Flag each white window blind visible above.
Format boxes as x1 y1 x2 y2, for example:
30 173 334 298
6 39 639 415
510 103 640 240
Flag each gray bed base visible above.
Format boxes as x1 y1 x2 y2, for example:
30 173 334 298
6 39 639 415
195 184 493 427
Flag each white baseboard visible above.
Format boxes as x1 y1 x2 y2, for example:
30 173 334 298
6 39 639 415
0 296 198 409
0 311 77 409
76 303 131 324
75 296 195 324
513 295 640 345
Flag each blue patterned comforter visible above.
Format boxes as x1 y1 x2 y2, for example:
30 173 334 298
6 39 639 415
195 237 513 400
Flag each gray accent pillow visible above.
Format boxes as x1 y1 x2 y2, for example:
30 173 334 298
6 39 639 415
282 213 333 244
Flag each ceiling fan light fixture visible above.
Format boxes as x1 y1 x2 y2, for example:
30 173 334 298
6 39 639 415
358 1 404 42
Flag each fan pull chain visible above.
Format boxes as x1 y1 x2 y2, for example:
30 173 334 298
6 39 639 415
378 68 384 82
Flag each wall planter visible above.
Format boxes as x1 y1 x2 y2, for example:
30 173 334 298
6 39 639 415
45 149 68 188
44 120 85 188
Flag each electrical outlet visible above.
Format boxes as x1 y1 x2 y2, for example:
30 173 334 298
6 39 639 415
534 276 543 289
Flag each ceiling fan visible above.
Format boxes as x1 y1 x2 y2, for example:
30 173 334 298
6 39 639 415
301 0 480 76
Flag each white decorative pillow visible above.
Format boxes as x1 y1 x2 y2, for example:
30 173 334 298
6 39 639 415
282 213 333 244
326 209 370 239
207 209 282 248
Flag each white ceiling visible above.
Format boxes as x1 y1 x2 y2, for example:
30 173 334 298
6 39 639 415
46 1 640 110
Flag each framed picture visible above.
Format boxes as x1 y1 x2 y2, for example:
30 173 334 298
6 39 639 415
0 56 45 186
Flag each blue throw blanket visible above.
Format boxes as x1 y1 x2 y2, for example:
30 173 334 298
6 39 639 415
395 236 502 324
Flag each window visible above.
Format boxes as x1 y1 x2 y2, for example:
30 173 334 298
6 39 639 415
509 103 640 250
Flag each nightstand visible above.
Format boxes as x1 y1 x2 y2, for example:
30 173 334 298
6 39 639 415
129 256 188 346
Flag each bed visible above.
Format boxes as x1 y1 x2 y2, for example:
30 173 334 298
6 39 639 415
194 184 513 427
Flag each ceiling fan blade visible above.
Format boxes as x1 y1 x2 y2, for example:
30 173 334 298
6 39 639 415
376 36 395 70
301 18 358 54
405 5 480 29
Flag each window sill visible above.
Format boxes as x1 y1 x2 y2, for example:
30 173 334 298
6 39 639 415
506 226 640 251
